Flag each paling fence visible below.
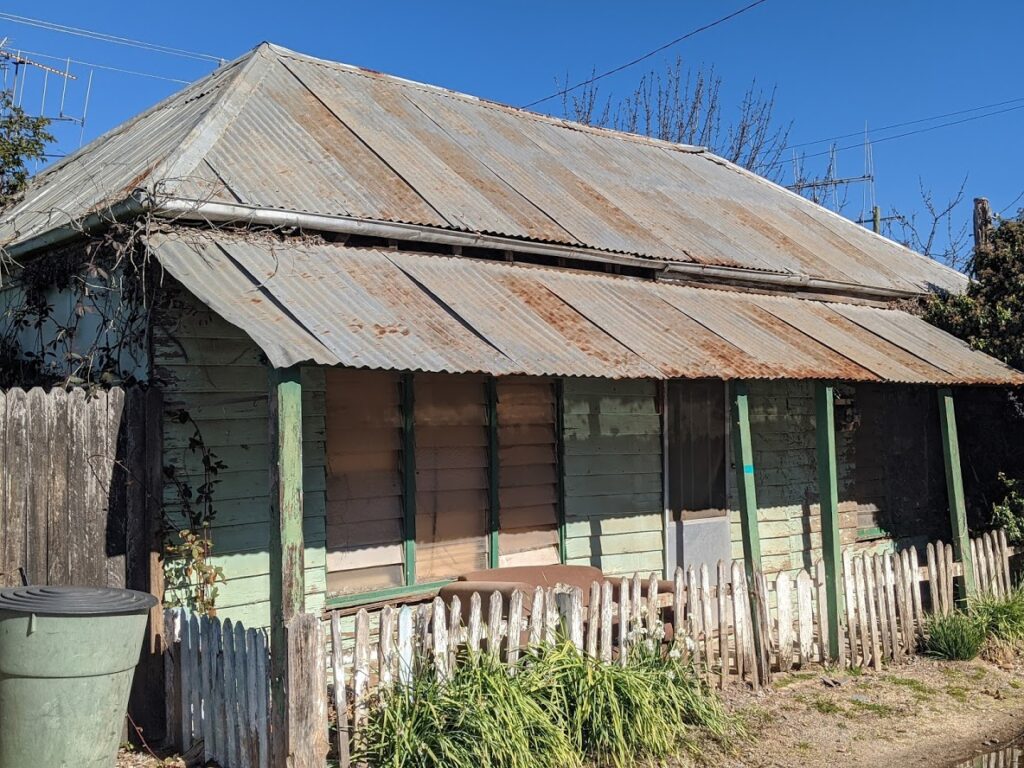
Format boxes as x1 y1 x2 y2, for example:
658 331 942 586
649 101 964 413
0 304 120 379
164 529 1015 768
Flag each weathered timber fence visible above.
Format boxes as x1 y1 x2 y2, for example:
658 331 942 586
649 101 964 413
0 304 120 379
164 530 1016 768
0 386 166 737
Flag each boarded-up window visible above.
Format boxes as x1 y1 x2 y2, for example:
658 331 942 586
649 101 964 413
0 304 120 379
414 374 489 582
667 380 727 520
497 378 559 567
324 369 405 595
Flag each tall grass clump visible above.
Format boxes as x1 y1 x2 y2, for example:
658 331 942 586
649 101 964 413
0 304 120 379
517 640 732 767
970 586 1024 646
925 612 987 661
353 651 579 768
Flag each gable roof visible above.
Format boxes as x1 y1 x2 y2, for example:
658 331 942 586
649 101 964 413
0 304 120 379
1 43 966 296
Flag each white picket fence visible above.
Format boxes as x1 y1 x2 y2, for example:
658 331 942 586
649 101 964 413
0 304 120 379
163 610 271 768
163 529 1015 768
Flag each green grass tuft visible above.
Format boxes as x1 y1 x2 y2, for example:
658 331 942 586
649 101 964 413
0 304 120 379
924 612 987 661
970 586 1024 646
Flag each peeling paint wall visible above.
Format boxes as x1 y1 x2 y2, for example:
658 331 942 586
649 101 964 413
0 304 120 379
562 379 664 577
154 284 327 629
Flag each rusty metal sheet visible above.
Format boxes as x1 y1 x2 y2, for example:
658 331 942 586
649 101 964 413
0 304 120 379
145 230 1023 385
386 252 659 378
828 303 1024 385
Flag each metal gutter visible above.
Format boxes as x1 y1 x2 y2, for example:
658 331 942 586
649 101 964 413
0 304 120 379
4 190 923 301
149 196 924 301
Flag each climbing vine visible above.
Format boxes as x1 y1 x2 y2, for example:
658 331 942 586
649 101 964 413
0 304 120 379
0 225 229 615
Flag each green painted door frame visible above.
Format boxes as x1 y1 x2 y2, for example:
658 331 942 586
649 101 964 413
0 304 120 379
815 382 844 662
937 387 976 601
487 377 501 569
401 372 417 586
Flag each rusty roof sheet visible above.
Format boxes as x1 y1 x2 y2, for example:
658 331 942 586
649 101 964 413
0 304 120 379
144 230 1024 386
3 43 966 297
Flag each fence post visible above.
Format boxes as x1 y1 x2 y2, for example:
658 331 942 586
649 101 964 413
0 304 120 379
937 387 976 602
281 614 329 768
730 381 769 685
815 382 844 662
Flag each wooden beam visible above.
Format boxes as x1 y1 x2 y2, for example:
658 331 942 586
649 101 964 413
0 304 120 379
815 382 844 662
487 378 500 569
556 378 567 565
269 364 304 765
401 373 417 586
730 380 769 684
937 387 976 600
731 381 761 569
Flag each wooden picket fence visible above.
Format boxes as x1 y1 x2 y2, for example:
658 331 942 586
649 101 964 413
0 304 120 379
163 530 1016 768
163 609 271 768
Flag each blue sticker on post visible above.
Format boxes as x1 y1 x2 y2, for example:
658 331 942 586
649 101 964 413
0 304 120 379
743 464 754 474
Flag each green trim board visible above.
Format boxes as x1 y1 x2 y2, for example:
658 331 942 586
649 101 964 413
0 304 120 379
937 387 976 600
730 381 761 570
556 378 567 564
326 579 453 609
815 381 844 662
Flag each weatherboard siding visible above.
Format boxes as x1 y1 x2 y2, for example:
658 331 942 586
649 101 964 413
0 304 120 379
726 380 857 576
562 379 664 577
154 291 327 629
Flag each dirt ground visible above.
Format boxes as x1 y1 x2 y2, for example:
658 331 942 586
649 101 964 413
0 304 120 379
691 656 1024 768
118 657 1024 768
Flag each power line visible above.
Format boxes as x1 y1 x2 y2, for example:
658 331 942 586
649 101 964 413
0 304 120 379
789 94 1024 150
768 103 1024 170
13 48 191 84
0 12 223 64
521 0 769 109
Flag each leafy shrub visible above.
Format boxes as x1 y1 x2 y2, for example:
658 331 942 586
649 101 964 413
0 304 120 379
992 474 1024 546
353 652 578 768
970 586 1024 646
925 612 987 661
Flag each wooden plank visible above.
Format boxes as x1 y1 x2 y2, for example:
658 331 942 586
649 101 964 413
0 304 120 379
587 581 601 658
528 587 543 647
999 530 1012 597
672 567 686 664
567 587 584 651
223 620 240 768
468 592 483 652
397 606 413 688
926 543 940 616
891 552 910 661
285 614 329 768
600 581 613 663
900 550 916 652
909 547 924 636
686 566 701 670
863 558 881 672
447 596 461 672
178 612 193 749
842 550 858 667
353 610 370 735
972 538 984 596
776 571 793 673
815 382 843 663
26 388 49 586
854 557 871 669
243 628 262 768
331 612 350 768
379 605 395 688
717 560 729 687
4 388 27 587
944 543 955 616
883 553 900 659
618 577 630 666
210 619 226 764
700 564 714 672
873 555 891 662
105 388 127 588
433 598 449 679
937 388 975 600
87 389 110 586
796 569 814 668
254 631 270 768
508 589 523 667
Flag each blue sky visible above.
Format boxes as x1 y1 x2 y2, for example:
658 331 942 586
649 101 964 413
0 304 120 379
3 1 1023 262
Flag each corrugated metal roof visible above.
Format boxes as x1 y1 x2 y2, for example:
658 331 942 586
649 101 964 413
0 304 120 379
3 43 966 297
145 230 1024 385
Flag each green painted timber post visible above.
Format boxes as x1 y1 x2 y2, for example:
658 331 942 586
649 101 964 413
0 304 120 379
937 387 976 602
730 381 768 684
268 364 304 765
401 372 417 586
815 382 844 662
487 377 501 569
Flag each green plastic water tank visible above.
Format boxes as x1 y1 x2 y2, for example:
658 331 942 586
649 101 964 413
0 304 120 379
0 586 157 768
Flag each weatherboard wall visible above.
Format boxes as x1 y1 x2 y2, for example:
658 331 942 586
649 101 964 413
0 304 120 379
154 287 327 628
561 379 665 577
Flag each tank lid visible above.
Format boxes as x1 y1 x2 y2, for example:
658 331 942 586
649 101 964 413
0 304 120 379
0 586 158 616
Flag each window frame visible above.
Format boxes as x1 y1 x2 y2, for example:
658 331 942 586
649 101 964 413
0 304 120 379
324 372 566 610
